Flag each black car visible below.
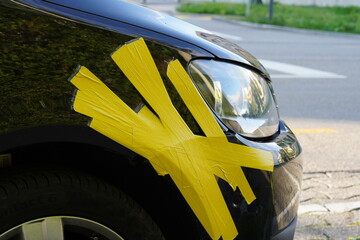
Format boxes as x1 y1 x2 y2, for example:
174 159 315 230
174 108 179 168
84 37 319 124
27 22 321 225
0 0 302 239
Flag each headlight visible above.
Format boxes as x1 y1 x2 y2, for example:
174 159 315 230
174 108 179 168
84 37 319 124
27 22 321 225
188 59 279 138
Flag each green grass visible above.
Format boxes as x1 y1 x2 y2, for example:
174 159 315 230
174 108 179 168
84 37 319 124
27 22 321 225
347 237 360 240
177 2 360 34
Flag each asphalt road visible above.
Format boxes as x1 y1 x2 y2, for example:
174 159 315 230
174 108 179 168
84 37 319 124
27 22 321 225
144 2 360 238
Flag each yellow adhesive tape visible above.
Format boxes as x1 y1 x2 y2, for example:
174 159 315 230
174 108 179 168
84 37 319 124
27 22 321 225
70 38 274 240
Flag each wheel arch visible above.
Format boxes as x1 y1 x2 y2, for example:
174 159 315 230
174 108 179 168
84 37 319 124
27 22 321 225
0 125 206 239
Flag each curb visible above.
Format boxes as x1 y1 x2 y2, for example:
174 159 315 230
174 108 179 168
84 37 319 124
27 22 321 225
144 1 360 39
212 15 360 39
152 6 360 39
144 4 360 40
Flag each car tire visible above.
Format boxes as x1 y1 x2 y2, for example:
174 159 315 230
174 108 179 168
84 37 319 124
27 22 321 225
0 168 165 240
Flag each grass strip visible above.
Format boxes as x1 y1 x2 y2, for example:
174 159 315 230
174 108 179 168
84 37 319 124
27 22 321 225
177 2 360 34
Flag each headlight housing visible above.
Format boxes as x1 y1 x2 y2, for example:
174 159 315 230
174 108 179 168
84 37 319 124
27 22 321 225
188 59 279 138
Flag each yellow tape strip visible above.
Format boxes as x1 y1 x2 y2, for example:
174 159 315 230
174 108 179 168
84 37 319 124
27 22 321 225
70 38 274 240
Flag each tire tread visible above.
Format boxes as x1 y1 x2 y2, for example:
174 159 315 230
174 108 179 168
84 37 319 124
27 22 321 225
0 168 165 240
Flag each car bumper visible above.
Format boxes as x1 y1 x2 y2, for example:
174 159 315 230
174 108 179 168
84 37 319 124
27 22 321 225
271 216 297 240
219 120 303 239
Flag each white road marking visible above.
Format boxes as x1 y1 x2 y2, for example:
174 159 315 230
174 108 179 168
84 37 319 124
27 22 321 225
181 25 345 79
259 59 346 79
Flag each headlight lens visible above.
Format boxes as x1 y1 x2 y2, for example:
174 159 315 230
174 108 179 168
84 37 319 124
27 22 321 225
188 59 279 138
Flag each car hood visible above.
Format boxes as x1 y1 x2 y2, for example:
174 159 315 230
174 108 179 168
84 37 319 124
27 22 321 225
16 0 269 77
